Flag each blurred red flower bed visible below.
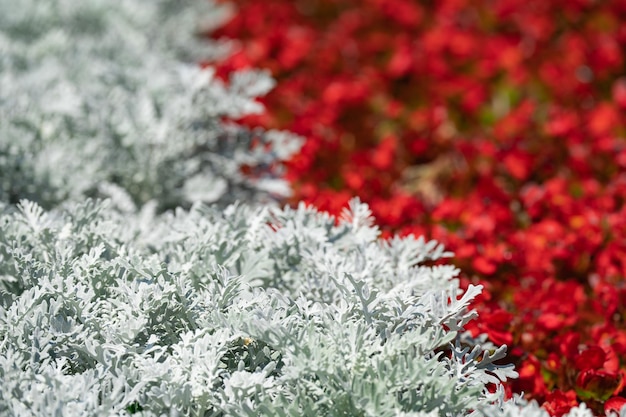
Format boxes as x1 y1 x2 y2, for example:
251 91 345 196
209 0 626 414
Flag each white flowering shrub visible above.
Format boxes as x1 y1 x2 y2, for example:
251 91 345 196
0 0 302 211
0 197 522 416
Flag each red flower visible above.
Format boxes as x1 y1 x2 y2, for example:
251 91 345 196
612 78 626 109
543 390 578 417
587 102 619 138
605 396 626 415
575 369 622 402
574 346 606 372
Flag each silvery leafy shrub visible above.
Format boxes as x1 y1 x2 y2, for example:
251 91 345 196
2 198 615 416
0 197 519 416
0 0 302 211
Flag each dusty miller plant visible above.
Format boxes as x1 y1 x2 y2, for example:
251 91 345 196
0 197 509 416
0 0 302 211
1 198 614 416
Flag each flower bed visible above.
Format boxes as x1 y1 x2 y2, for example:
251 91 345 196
211 0 626 415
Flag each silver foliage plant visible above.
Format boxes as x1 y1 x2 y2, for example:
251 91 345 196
0 0 302 211
1 198 613 416
0 197 516 416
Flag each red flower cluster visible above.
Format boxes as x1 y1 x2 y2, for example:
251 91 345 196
210 0 626 414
